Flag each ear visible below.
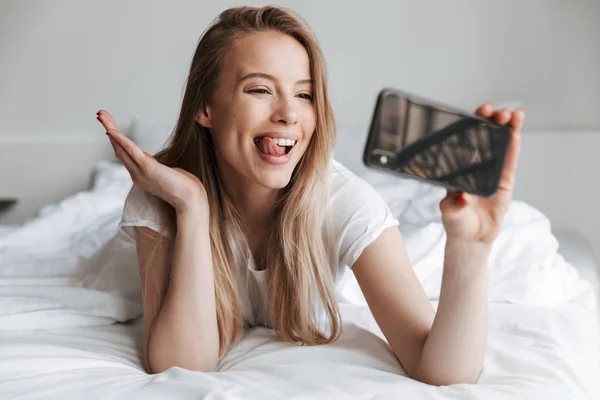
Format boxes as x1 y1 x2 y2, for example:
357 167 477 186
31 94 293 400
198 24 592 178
195 106 212 128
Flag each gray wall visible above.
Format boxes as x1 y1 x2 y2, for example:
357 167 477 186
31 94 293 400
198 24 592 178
1 0 599 135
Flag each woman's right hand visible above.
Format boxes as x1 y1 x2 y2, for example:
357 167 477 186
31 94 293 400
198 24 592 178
96 110 207 214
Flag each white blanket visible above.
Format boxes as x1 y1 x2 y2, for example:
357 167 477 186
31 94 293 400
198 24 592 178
0 161 598 399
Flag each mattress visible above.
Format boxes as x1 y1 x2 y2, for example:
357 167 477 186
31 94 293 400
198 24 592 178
0 161 598 399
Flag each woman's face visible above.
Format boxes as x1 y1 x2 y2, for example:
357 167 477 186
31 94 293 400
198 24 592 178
197 30 316 190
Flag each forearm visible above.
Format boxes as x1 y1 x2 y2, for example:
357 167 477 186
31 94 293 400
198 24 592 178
418 239 491 385
149 204 220 373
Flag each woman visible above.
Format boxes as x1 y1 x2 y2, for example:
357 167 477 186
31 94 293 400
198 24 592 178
96 6 525 386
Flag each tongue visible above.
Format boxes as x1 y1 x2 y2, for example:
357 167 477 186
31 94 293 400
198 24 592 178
258 137 286 157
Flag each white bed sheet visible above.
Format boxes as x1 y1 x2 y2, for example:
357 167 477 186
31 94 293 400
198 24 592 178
0 161 599 399
0 298 598 400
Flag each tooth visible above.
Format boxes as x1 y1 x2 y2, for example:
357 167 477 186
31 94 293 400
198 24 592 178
273 138 296 146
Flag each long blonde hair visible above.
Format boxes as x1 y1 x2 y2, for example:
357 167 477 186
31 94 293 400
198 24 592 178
147 6 341 359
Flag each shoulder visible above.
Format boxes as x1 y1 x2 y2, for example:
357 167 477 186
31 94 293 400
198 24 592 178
120 185 174 240
329 160 392 214
330 159 366 197
327 160 399 269
122 185 159 220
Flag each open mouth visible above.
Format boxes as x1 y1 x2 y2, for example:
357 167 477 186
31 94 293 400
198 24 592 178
253 137 296 157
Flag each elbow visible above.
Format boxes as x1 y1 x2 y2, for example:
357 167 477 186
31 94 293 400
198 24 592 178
148 357 218 374
412 364 482 386
418 373 480 387
147 347 219 374
145 325 220 374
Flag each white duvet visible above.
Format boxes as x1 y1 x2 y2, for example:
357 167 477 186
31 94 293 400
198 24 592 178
0 161 598 399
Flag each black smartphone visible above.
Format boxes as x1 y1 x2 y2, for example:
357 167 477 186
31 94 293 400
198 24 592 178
362 88 512 197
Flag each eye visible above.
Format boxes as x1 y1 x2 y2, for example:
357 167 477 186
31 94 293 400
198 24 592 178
246 88 271 95
297 93 313 101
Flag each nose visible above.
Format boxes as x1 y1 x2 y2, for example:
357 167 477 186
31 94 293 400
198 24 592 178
271 96 298 126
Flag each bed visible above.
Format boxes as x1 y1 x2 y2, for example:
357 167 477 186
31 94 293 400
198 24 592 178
0 159 599 399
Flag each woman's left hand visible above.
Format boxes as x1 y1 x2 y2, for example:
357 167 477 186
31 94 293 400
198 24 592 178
440 103 525 244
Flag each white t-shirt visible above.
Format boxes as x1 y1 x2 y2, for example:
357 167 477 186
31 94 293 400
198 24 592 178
118 160 399 328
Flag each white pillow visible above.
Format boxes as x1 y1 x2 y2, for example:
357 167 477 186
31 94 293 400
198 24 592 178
359 168 446 228
92 161 131 191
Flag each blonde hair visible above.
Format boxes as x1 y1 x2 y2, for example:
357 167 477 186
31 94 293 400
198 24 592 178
146 6 341 359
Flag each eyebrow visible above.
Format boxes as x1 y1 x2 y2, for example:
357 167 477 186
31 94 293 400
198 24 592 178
238 72 312 85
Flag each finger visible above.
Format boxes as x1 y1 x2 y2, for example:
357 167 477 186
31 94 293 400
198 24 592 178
446 189 470 205
109 136 142 178
492 108 512 125
96 110 119 131
497 127 522 192
497 108 525 189
509 108 526 134
106 128 147 167
441 189 469 214
475 102 494 118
